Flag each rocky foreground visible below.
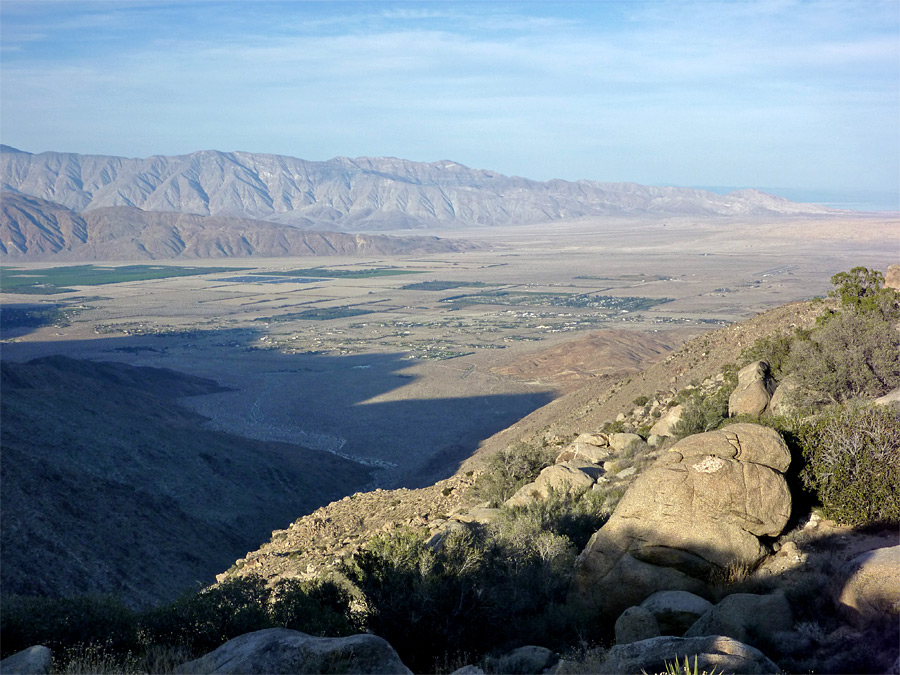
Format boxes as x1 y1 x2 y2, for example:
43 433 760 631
3 268 898 674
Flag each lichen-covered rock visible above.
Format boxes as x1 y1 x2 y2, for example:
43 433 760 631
570 424 791 618
767 374 803 417
834 545 900 624
729 361 776 417
596 635 780 674
640 590 714 635
615 606 662 644
173 628 412 674
0 646 52 675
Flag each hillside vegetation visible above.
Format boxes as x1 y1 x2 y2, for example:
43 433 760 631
2 267 898 674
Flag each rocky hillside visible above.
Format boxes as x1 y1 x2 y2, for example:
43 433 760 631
0 192 478 260
2 269 897 674
0 356 373 607
1 146 836 232
216 299 828 588
208 275 898 673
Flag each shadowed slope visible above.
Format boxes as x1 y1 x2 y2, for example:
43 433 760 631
0 356 373 607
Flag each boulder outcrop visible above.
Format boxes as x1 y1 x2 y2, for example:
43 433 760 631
505 461 602 507
555 432 611 464
768 375 801 417
649 405 683 438
0 646 52 675
885 264 900 291
173 628 412 674
639 590 715 635
729 361 776 417
834 544 900 624
570 424 791 618
684 592 793 646
614 606 662 644
594 635 780 674
488 646 558 674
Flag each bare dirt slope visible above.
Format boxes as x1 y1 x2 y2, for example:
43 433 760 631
489 327 697 392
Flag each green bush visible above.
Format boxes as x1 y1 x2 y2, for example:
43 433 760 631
472 442 554 506
344 514 581 672
828 266 900 321
796 404 900 525
788 309 900 404
740 332 795 379
0 594 139 659
268 578 357 637
139 576 272 655
500 485 610 551
671 370 737 439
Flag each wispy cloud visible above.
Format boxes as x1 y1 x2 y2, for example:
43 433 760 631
1 0 896 191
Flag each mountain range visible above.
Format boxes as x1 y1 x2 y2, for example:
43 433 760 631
1 145 838 260
0 192 477 260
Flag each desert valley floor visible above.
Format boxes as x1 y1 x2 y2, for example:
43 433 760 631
2 214 897 488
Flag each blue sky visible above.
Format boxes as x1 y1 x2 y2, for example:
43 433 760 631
1 0 898 200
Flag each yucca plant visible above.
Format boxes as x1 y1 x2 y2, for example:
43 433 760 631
643 654 724 675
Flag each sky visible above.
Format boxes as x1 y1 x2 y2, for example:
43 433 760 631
1 0 898 204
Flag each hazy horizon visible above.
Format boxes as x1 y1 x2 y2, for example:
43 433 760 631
1 0 897 199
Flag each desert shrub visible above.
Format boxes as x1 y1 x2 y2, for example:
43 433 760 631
139 575 272 655
649 656 725 675
472 442 554 506
268 578 357 637
600 419 626 434
788 308 900 403
740 331 795 378
632 395 650 407
0 594 139 659
52 643 142 675
796 404 900 525
828 266 900 321
344 517 579 672
500 487 610 550
343 527 490 671
671 370 737 439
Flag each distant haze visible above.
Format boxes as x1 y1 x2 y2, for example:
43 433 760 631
691 187 900 213
1 1 897 196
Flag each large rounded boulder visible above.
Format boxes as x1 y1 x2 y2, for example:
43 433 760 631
729 361 776 417
174 628 412 674
570 424 792 618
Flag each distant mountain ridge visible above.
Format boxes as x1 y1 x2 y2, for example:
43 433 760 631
0 192 479 260
1 146 835 233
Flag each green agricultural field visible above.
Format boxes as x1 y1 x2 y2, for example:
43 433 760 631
254 267 424 279
1 265 245 294
0 304 70 332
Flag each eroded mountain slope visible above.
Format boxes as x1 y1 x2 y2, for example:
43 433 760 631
0 356 372 607
1 146 835 232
